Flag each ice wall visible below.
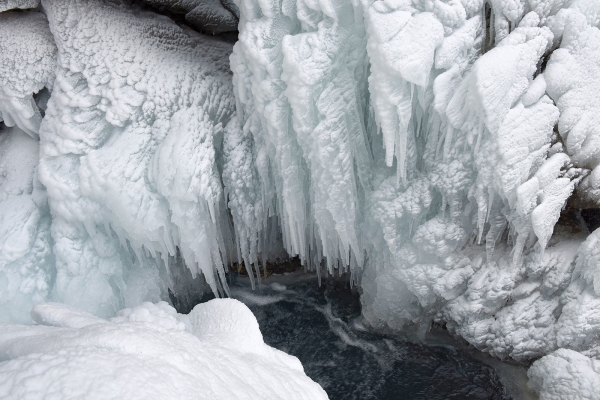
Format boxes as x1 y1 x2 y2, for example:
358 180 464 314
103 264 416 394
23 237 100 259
0 10 56 323
0 11 56 136
0 127 53 323
1 1 600 391
229 0 600 365
36 0 237 317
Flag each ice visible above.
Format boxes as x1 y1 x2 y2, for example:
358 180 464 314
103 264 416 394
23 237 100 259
556 227 600 352
545 7 600 208
229 0 372 279
38 0 236 316
0 11 56 136
1 0 600 391
0 300 328 399
141 0 239 33
0 0 39 12
0 127 53 323
228 0 600 365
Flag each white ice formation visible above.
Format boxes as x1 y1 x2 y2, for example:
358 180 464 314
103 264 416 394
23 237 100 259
1 0 600 397
141 0 240 33
0 300 327 399
528 349 600 400
37 0 237 318
0 10 56 136
0 127 53 323
229 0 600 359
0 0 39 12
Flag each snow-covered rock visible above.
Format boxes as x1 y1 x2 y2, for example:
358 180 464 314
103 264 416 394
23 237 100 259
0 300 328 399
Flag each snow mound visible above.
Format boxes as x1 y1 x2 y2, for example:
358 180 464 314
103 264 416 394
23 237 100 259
0 11 56 136
142 0 239 33
528 349 600 400
0 300 328 399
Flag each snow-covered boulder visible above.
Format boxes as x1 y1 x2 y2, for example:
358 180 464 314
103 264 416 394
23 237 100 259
0 300 328 399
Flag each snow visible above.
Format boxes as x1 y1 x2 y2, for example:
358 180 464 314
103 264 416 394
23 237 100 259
545 7 600 208
0 300 328 399
0 127 53 323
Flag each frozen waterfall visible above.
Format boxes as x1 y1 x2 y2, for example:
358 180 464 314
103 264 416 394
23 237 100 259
1 0 600 398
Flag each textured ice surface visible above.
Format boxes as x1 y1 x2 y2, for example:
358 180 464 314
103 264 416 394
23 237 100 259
0 127 53 323
229 0 600 366
229 0 371 280
1 1 600 396
528 349 600 400
0 11 56 136
545 6 600 208
0 300 327 399
38 0 236 317
141 0 239 33
0 0 39 12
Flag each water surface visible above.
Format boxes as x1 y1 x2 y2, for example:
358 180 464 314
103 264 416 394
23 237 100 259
229 275 514 400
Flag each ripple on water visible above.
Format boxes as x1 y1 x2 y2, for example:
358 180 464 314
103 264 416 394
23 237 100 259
231 278 512 400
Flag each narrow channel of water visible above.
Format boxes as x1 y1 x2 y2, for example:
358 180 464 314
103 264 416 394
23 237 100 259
225 273 532 400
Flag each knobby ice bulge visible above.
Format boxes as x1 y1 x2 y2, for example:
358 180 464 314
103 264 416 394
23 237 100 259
0 0 599 398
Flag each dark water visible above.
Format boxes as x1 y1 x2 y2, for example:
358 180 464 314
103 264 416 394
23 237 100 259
229 277 511 400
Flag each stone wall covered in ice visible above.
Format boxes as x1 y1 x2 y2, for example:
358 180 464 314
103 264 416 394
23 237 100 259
1 0 600 395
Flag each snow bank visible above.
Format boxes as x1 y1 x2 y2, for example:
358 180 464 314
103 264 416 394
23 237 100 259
0 300 327 399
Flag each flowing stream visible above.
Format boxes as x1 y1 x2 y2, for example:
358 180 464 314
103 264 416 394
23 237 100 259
222 272 536 400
